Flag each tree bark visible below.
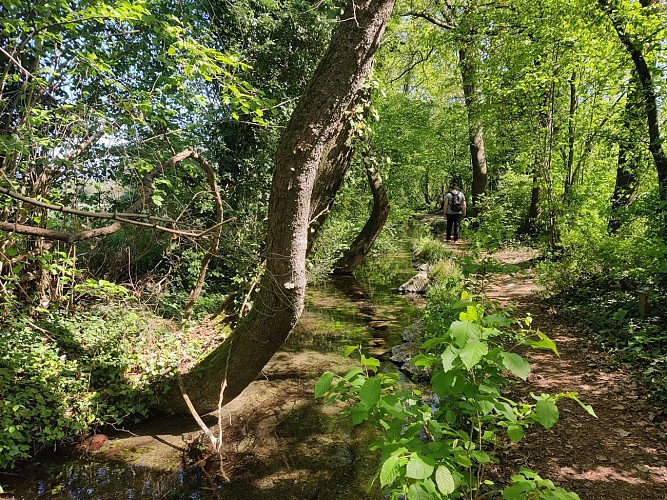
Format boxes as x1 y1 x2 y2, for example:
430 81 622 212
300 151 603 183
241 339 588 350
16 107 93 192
305 102 357 253
608 74 643 233
564 71 577 197
172 0 396 413
459 45 488 217
519 166 542 235
334 146 390 274
598 0 667 234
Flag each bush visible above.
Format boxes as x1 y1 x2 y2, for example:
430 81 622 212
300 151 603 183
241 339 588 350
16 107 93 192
0 305 213 469
316 292 592 498
414 237 453 263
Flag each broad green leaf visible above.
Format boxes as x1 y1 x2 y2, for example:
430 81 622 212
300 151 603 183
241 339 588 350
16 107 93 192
314 372 334 398
495 401 517 422
484 314 511 327
406 453 435 480
431 370 466 397
535 399 560 429
507 425 524 443
422 337 446 350
501 352 531 381
441 347 458 372
407 484 434 500
435 465 456 495
459 339 488 370
460 305 479 321
360 354 381 372
350 405 368 426
449 321 482 346
343 345 357 357
526 331 559 355
502 482 535 498
359 378 381 408
343 367 364 381
380 455 401 486
471 450 492 464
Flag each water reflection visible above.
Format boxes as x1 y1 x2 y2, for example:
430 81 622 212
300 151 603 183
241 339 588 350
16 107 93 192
4 459 225 499
2 243 420 500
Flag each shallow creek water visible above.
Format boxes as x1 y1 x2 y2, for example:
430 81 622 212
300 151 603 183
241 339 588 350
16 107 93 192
2 246 422 499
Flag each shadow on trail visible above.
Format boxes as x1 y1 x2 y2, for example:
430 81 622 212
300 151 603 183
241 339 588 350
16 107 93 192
482 248 667 500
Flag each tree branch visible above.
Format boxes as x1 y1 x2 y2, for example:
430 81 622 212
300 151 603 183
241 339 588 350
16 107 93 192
0 148 227 242
389 47 435 84
407 11 456 30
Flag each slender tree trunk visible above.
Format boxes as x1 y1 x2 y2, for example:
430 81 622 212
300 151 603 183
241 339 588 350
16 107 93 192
564 71 577 197
598 0 667 234
171 0 396 413
458 46 487 217
306 103 358 252
519 166 542 235
334 146 390 274
421 172 431 208
608 74 643 233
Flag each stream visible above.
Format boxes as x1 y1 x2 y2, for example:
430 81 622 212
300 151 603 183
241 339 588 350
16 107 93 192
2 242 423 499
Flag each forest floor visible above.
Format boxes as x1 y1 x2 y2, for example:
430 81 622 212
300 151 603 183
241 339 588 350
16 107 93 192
470 245 667 500
11 239 667 499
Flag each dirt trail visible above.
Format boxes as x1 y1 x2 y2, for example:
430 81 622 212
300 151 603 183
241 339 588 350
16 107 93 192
478 247 667 500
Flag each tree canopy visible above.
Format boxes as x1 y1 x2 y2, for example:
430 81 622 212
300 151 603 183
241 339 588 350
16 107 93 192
1 0 666 480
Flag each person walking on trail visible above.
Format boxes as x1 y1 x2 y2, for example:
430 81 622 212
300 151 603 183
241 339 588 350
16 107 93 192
444 182 467 242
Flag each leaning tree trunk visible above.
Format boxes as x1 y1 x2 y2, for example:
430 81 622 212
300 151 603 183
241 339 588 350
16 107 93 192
333 146 390 274
171 0 396 414
458 45 488 217
608 73 643 233
305 90 367 254
598 0 667 235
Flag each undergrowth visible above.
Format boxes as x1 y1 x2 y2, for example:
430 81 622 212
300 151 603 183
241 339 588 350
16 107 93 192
0 287 215 470
536 232 667 415
317 291 593 499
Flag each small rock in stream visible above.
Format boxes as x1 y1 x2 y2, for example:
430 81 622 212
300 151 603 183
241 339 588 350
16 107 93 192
398 271 430 294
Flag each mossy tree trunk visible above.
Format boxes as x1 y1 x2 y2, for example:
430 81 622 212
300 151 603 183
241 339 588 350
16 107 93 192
171 0 396 414
333 146 390 274
598 0 667 235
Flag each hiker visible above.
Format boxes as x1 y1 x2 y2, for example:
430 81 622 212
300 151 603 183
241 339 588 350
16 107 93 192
443 182 467 242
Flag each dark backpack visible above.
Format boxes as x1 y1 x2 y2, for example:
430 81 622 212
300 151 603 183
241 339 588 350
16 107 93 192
449 191 464 213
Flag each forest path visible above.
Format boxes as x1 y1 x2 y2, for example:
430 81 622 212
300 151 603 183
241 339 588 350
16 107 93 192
467 245 667 499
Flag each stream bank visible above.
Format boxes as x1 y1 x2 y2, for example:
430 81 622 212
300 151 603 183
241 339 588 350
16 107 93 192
1 245 421 499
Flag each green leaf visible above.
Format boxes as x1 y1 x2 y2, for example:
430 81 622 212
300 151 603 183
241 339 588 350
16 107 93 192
406 453 435 480
343 367 364 381
343 345 357 357
314 372 334 398
435 465 456 494
501 352 531 381
484 314 511 327
459 339 488 370
407 484 434 500
360 354 381 372
535 399 560 429
502 482 535 498
350 405 368 426
562 392 597 418
431 370 466 397
507 425 524 443
526 331 559 355
449 321 482 346
441 347 458 372
359 378 381 408
380 455 401 487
